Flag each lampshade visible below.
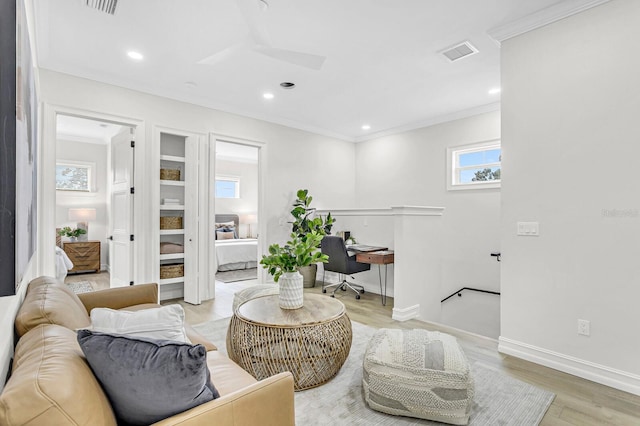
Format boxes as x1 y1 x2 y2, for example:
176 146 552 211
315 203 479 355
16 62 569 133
240 213 258 224
68 208 96 222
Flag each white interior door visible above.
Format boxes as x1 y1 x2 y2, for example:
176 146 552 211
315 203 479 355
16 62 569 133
183 136 199 304
110 129 134 288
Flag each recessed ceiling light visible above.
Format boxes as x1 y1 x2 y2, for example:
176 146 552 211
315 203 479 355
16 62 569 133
488 87 501 95
263 93 274 100
280 82 295 89
127 51 144 61
362 124 371 130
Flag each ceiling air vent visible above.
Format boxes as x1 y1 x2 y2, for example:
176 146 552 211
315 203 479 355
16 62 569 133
440 41 478 62
85 0 118 15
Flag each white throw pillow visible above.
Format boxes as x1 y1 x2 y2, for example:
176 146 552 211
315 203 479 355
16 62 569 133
90 304 190 343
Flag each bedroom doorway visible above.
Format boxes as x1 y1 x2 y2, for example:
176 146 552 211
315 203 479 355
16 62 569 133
55 114 133 290
211 136 264 291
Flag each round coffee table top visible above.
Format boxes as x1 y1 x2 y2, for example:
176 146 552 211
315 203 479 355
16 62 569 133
236 293 345 327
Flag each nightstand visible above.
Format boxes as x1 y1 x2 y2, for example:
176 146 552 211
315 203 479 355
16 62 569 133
64 241 101 273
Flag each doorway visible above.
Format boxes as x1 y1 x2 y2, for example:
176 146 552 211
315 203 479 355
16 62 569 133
210 134 267 298
54 114 134 290
41 105 145 288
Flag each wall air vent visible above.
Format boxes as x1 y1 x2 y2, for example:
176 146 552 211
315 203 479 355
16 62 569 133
440 41 478 62
85 0 118 15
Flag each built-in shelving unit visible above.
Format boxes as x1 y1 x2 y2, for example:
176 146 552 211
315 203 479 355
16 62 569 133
158 132 191 301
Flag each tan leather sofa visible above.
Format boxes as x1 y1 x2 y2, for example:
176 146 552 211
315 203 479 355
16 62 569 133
0 277 295 425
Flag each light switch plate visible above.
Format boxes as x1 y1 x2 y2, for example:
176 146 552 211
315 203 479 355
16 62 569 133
517 222 539 236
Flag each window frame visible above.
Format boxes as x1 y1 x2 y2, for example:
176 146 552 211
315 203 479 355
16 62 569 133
55 160 96 192
215 175 240 199
446 140 501 191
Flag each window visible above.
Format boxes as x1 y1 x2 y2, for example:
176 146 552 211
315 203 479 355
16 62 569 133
447 140 501 190
56 162 94 192
215 177 240 198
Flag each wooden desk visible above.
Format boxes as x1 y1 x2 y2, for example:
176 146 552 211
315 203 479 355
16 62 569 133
356 250 394 306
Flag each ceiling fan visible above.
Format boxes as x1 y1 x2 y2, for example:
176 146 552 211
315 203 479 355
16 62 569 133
198 0 326 71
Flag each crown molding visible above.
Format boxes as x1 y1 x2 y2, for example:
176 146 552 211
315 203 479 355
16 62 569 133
354 102 500 143
487 0 611 45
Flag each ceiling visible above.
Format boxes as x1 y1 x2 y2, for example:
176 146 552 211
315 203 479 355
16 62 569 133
33 0 598 141
56 115 124 144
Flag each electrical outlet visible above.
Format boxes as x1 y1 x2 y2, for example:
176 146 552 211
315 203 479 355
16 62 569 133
578 319 590 336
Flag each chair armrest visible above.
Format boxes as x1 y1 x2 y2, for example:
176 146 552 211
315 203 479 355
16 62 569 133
152 372 295 426
77 283 158 314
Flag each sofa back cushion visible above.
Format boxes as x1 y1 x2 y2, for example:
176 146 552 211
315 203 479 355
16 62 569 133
15 276 91 337
0 324 117 426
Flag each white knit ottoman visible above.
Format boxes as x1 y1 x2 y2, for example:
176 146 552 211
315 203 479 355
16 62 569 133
232 284 279 312
363 329 474 425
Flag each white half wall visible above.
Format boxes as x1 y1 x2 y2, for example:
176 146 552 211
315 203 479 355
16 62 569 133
500 0 640 395
354 112 501 330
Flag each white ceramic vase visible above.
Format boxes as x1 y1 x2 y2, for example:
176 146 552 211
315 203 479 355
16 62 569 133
278 271 304 309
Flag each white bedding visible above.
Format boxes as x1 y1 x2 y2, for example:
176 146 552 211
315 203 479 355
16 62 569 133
215 238 258 271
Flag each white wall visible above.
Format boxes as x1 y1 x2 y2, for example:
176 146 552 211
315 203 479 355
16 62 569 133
215 158 258 238
354 111 501 336
56 139 108 269
500 0 640 394
38 70 356 286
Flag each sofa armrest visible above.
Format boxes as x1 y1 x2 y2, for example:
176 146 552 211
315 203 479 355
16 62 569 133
152 372 295 426
77 283 158 314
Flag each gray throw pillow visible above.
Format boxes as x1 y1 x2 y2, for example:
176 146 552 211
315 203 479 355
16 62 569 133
77 329 219 425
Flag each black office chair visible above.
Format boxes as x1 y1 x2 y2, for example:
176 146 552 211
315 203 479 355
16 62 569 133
321 236 369 300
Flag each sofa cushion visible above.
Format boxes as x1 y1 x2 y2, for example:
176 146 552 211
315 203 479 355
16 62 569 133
122 303 218 351
90 304 190 343
15 276 91 337
0 324 117 426
77 329 219 425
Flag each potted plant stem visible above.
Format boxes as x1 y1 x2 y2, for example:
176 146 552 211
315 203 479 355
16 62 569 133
260 231 328 309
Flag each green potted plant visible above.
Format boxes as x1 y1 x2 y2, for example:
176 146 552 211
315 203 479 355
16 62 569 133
290 189 335 288
57 226 87 242
260 231 328 309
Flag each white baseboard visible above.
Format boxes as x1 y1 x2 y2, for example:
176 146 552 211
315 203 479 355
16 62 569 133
499 336 640 396
392 304 420 322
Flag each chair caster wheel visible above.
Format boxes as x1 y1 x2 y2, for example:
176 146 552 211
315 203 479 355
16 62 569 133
322 289 327 293
356 294 361 300
360 289 365 294
330 294 335 298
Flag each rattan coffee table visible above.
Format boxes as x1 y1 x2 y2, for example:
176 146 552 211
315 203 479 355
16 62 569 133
227 293 352 391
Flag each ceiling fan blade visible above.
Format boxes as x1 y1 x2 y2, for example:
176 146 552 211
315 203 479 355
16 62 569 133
236 0 271 46
197 43 244 65
253 46 326 71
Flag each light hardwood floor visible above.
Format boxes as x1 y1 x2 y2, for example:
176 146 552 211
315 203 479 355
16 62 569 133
67 272 640 425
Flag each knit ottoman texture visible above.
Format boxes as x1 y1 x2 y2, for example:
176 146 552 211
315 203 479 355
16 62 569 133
363 329 474 425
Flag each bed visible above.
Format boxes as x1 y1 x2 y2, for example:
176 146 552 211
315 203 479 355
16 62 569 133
215 214 258 272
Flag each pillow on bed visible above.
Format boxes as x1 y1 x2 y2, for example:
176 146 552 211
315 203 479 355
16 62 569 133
215 221 235 229
216 229 235 240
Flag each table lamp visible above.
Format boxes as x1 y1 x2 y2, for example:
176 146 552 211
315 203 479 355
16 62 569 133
68 208 96 241
240 213 258 238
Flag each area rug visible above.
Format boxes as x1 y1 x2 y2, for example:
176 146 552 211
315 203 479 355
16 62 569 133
215 268 257 283
192 318 555 426
66 280 94 294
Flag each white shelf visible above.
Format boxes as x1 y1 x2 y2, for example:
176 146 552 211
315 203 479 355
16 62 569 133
160 204 185 210
160 155 185 163
160 253 184 261
160 180 185 186
159 277 184 285
160 229 184 235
